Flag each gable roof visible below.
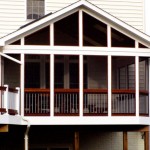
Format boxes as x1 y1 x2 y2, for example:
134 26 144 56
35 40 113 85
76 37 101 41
0 0 150 47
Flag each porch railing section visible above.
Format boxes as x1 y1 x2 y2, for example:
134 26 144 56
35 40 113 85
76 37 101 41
139 90 149 116
0 85 20 115
83 89 108 116
24 88 50 116
112 90 135 115
24 88 149 116
54 89 79 116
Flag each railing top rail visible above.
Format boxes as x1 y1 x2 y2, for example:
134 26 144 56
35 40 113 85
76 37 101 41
8 87 18 93
25 88 50 93
24 88 148 95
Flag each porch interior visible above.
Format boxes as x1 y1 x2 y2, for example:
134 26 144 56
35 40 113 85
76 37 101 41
1 54 148 117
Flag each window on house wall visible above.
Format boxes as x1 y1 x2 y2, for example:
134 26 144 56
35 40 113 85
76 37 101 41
27 0 45 19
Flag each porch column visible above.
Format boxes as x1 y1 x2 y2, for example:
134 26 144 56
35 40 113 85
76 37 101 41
21 53 25 116
74 131 79 150
50 54 54 117
108 55 112 116
50 23 54 116
144 131 149 150
79 9 83 117
79 55 83 116
135 56 139 116
123 131 128 150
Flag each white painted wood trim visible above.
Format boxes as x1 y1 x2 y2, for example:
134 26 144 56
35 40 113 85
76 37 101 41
79 10 83 47
21 38 24 46
108 55 112 117
107 25 111 47
50 24 54 46
79 54 83 116
21 53 25 116
135 56 139 117
0 52 21 64
50 54 54 117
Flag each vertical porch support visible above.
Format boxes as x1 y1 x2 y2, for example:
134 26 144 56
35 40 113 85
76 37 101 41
135 56 139 116
50 54 54 116
21 54 25 116
79 55 83 116
144 131 149 150
79 9 83 116
74 131 79 150
50 24 54 116
123 131 128 150
3 84 8 115
16 87 20 115
108 55 112 116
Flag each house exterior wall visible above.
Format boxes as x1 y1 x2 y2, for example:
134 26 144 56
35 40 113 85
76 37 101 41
0 0 144 38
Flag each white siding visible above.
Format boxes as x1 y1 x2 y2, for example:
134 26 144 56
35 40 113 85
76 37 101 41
0 0 26 38
128 132 144 150
46 0 144 31
0 0 144 38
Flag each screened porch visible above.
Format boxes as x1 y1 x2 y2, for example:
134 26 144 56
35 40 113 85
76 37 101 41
23 55 149 116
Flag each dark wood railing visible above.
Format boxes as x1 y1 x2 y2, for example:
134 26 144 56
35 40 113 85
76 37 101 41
24 88 149 116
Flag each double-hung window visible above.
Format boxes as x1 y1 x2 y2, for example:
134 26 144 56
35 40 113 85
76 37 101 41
27 0 45 19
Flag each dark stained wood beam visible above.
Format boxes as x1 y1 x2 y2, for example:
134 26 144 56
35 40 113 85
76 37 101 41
123 131 128 150
0 125 8 132
74 131 79 150
145 132 149 150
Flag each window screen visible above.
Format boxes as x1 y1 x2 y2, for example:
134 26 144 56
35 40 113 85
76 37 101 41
27 0 44 19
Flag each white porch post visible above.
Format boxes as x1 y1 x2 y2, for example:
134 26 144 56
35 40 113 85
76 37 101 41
4 84 8 115
135 55 139 116
50 23 54 117
16 87 20 115
79 9 83 116
79 55 83 116
21 53 25 116
108 55 112 117
50 54 54 117
135 41 139 116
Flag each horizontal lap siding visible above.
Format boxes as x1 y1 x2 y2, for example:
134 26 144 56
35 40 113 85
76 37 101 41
0 0 144 38
0 0 25 38
46 0 144 31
